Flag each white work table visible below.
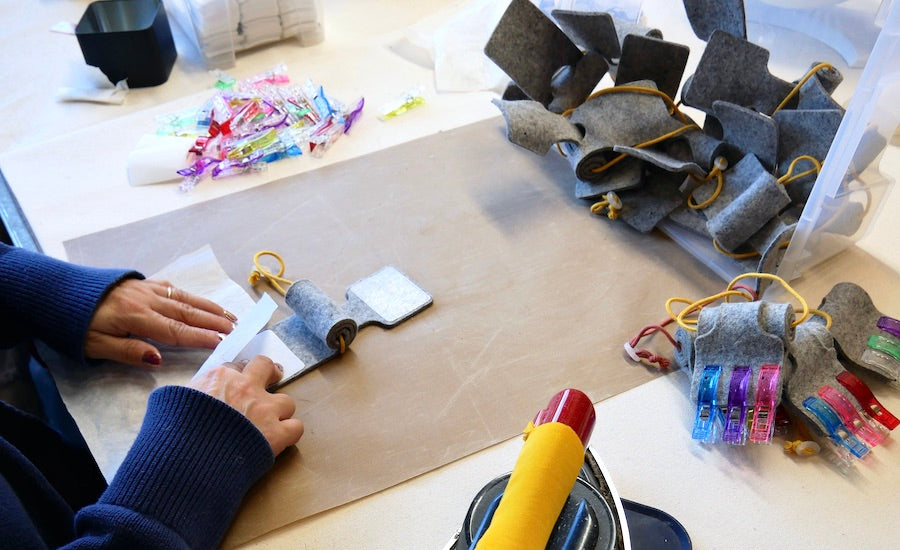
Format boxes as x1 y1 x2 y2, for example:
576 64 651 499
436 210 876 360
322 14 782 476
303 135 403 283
1 1 899 548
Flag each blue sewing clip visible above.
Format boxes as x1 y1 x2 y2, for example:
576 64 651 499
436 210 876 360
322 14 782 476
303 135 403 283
749 364 780 444
692 365 722 442
723 366 751 445
802 396 869 459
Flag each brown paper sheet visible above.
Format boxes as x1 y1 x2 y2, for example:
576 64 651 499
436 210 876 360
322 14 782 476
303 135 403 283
64 118 723 546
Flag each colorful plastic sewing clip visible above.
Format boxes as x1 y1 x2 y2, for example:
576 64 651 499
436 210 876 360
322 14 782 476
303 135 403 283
835 371 899 430
817 385 887 447
749 364 780 444
692 365 722 442
802 396 869 459
877 316 900 338
860 333 900 380
377 85 426 121
723 366 751 444
211 150 265 179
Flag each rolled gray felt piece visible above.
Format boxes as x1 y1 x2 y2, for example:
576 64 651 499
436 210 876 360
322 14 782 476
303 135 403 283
706 169 790 251
285 280 358 350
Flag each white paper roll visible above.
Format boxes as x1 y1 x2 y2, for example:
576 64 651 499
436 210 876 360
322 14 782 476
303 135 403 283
126 134 195 186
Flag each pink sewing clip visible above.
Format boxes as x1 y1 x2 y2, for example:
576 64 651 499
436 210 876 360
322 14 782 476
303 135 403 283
749 364 780 444
818 385 887 447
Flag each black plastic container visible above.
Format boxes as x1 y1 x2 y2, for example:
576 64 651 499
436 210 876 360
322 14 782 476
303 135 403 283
75 0 177 88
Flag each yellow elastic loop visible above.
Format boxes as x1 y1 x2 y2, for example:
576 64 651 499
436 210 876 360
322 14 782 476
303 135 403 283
248 250 294 296
726 272 810 326
809 308 833 330
712 239 759 258
590 192 622 219
687 169 724 209
778 155 822 185
672 290 756 331
590 124 700 175
774 62 835 114
667 273 814 332
566 85 690 123
713 239 790 259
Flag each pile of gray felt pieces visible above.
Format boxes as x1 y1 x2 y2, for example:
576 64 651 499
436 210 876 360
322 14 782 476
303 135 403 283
484 0 885 275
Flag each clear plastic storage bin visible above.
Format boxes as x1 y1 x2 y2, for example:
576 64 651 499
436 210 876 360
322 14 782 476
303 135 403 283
654 0 898 281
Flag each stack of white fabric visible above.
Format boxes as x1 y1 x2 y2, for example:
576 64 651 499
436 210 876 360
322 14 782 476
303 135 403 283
166 0 323 68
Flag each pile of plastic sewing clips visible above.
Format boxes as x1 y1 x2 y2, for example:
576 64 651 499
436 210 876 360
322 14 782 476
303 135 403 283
156 64 364 191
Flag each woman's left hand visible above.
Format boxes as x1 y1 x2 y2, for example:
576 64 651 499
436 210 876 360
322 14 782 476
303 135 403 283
85 279 237 367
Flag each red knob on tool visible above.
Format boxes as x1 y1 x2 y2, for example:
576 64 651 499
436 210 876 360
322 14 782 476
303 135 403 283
532 388 595 447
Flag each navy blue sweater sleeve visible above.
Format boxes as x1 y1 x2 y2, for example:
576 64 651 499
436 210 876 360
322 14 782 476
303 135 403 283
69 386 275 550
0 243 142 359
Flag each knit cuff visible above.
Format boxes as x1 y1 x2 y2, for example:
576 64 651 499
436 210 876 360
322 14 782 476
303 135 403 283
100 386 274 549
0 244 141 359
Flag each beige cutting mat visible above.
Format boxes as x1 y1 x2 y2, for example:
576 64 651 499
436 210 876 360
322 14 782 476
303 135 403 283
64 117 722 546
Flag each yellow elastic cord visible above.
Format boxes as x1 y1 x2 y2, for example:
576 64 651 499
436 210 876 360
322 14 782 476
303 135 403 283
773 62 835 114
590 192 623 219
556 85 695 166
568 85 691 122
590 124 700 175
713 239 790 259
668 272 813 332
686 157 728 210
670 290 756 331
809 308 833 330
778 155 822 185
248 250 294 296
727 272 810 326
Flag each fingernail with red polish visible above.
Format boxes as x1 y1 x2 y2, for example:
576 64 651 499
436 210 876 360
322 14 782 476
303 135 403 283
142 351 162 366
224 310 238 323
274 362 284 373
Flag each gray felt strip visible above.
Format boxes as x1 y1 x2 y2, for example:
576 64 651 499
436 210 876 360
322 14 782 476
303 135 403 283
818 282 899 382
786 322 862 436
681 0 746 41
680 128 726 171
692 301 792 405
681 30 793 116
551 10 621 59
484 0 582 106
492 98 583 155
693 154 771 220
774 109 844 204
284 279 358 350
798 65 845 111
574 157 643 199
613 144 706 178
615 34 690 99
614 166 686 233
666 204 710 237
706 164 791 251
548 52 610 114
567 80 686 183
713 100 778 170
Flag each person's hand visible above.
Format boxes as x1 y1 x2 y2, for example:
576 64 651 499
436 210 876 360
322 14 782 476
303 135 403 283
189 355 304 455
85 279 237 367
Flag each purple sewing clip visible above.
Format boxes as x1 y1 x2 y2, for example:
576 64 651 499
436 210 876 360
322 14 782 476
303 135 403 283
749 364 780 444
723 366 751 444
878 316 900 339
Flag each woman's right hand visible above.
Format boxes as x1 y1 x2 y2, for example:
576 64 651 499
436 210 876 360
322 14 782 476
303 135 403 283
188 355 304 455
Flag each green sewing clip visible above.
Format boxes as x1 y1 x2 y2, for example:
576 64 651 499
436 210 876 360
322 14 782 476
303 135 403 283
860 333 900 381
